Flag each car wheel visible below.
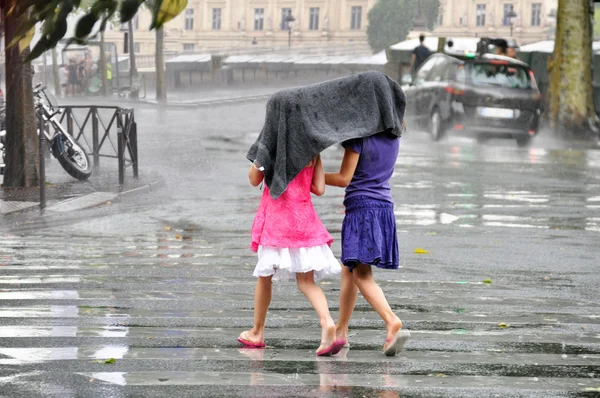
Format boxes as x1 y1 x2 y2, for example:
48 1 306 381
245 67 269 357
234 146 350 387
429 108 443 141
516 136 532 147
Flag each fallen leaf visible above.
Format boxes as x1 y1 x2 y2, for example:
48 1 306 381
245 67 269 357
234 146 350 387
175 234 181 239
498 322 509 328
164 226 172 231
426 232 437 236
104 358 116 364
483 278 492 284
106 201 112 205
89 378 94 383
455 308 466 314
414 248 429 254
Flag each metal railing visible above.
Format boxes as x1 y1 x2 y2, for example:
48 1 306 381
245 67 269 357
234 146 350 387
58 106 139 186
35 106 138 210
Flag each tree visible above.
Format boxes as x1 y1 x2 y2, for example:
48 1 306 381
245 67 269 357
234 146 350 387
1 0 187 188
367 0 416 53
548 0 599 138
51 47 61 97
1 0 39 188
421 0 441 31
155 26 166 103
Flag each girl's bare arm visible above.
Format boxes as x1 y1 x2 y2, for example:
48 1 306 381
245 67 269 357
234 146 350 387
325 148 360 188
248 164 264 187
311 155 325 196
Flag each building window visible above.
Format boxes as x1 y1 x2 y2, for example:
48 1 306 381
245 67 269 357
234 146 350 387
254 8 264 31
185 8 194 30
212 8 222 30
350 6 362 30
531 3 541 26
281 8 292 30
134 14 139 30
134 43 140 53
183 43 195 52
476 4 486 27
309 7 319 30
502 4 514 26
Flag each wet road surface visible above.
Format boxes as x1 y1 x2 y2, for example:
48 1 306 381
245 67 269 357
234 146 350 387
0 101 600 397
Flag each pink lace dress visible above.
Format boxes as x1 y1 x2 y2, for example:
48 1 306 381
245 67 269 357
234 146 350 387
251 165 341 281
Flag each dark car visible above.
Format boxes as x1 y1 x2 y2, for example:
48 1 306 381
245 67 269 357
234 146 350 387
403 52 542 146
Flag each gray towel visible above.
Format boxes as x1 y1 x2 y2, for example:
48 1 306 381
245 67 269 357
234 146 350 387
247 71 407 199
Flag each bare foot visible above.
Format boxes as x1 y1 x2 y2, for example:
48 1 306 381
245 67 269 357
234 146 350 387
239 328 264 345
335 325 348 343
383 317 403 351
316 320 336 353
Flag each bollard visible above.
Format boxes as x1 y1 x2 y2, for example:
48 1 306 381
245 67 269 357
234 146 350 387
91 107 100 173
117 126 125 188
38 113 46 210
131 121 139 179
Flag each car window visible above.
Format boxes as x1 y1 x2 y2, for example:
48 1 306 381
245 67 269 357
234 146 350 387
444 62 460 81
414 56 438 85
427 57 448 82
467 63 531 89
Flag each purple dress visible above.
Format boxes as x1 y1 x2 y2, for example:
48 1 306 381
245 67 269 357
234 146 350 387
340 133 400 270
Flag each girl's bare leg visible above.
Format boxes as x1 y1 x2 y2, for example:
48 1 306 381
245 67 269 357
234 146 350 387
242 276 273 343
352 264 403 346
336 265 359 342
296 271 336 350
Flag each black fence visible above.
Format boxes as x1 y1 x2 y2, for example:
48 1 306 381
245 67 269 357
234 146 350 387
58 106 138 185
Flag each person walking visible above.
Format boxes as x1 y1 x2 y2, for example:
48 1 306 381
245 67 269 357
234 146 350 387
239 154 343 356
59 64 69 97
325 131 411 357
410 34 432 73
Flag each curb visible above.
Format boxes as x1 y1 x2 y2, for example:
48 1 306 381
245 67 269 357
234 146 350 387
136 94 273 109
0 178 166 217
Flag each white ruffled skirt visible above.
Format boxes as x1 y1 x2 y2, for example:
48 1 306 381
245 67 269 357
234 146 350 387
254 244 342 282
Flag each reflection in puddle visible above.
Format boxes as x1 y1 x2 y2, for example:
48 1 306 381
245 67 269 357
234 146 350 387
484 191 549 203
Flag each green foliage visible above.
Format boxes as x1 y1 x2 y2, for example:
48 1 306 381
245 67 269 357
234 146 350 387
421 0 441 31
7 0 187 62
367 0 416 53
594 4 600 39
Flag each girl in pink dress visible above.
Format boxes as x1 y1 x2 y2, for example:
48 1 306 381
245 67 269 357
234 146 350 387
238 155 343 356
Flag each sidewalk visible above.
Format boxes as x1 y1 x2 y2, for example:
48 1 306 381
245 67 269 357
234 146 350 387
58 80 326 108
0 171 164 216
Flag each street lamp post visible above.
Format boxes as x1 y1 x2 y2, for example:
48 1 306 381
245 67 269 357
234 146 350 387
284 11 295 47
508 7 518 37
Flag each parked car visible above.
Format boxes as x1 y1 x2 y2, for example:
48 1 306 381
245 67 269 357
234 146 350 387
403 51 542 147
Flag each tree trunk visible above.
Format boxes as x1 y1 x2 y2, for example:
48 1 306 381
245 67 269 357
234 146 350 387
155 27 167 103
128 20 137 75
549 0 598 138
1 0 39 188
52 47 61 97
100 30 108 97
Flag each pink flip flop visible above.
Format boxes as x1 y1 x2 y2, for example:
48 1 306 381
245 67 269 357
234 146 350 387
238 332 266 349
317 339 346 357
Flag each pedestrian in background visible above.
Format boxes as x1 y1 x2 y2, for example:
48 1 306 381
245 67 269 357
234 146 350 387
239 154 343 356
325 131 411 357
59 64 69 97
410 34 432 73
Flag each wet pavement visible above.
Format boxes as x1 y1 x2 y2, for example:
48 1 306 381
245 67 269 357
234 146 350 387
1 99 600 397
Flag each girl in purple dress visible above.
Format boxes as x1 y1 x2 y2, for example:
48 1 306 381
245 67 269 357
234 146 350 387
325 132 410 356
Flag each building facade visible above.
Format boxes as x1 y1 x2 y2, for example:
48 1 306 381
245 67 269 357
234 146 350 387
432 0 558 44
103 0 558 57
105 0 375 56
